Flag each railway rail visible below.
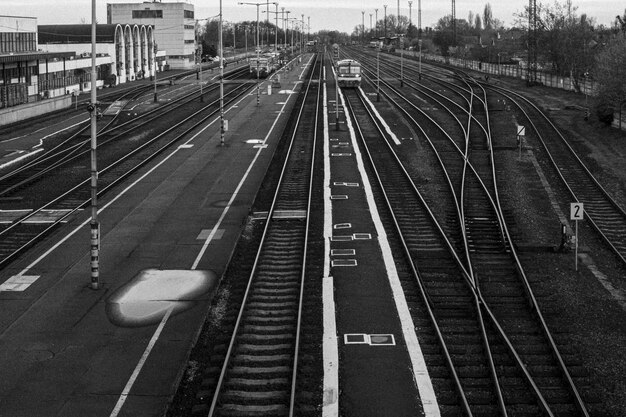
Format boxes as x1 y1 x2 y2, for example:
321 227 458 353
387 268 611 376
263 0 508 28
349 47 626 270
0 66 249 193
485 84 626 266
199 54 322 417
341 56 593 415
0 70 254 270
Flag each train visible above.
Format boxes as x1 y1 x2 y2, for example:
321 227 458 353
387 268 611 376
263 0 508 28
249 53 279 78
336 59 362 88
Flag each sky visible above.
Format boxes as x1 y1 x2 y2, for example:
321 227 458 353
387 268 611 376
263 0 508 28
2 0 624 34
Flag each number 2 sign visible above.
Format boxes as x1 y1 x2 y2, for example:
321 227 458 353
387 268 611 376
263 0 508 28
570 203 584 220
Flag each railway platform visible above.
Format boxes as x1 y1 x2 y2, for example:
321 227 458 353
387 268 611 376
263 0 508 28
0 56 313 416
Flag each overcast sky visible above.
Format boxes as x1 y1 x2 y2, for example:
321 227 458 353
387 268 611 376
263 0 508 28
2 0 624 33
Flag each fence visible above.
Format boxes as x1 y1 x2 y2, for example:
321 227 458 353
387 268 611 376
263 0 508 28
410 51 597 97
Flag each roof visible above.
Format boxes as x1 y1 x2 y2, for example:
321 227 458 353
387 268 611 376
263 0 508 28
0 51 74 64
38 24 150 44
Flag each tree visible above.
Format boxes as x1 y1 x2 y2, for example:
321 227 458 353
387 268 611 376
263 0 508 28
433 15 457 55
594 35 626 124
616 9 626 33
475 15 483 32
483 3 493 30
515 0 599 88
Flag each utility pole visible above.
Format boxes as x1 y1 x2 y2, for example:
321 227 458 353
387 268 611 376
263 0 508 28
375 9 379 38
408 1 412 27
528 0 538 85
397 0 400 33
89 0 99 290
362 11 365 44
384 5 387 40
219 0 225 146
452 0 456 45
418 0 422 35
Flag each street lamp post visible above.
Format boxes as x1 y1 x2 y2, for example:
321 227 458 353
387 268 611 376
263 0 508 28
196 19 205 102
362 11 365 44
233 24 236 58
384 5 387 40
418 0 422 80
286 11 291 52
397 0 400 33
275 5 280 52
219 0 225 146
418 38 422 80
375 9 379 38
244 25 248 62
374 9 378 39
262 5 280 53
239 1 277 106
281 8 286 49
89 0 99 290
377 51 381 101
408 1 412 27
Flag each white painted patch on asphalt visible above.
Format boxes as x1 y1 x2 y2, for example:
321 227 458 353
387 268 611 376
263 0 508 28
358 86 401 145
0 275 40 292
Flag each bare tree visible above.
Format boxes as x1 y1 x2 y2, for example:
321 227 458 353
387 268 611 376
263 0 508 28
483 3 493 30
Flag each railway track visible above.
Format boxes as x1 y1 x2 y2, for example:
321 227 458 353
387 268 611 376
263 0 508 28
352 47 626 269
342 64 592 414
486 83 626 266
0 76 254 270
199 54 322 417
0 67 249 196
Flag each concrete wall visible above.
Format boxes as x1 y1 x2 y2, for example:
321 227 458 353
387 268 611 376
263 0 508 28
0 95 72 127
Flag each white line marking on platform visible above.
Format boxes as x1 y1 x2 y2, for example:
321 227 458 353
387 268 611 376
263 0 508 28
322 70 339 417
109 306 174 417
344 334 368 344
331 249 355 256
331 259 357 267
333 223 352 229
331 235 353 242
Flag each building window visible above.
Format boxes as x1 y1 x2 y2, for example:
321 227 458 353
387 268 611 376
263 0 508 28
132 10 163 19
0 32 37 53
184 10 194 19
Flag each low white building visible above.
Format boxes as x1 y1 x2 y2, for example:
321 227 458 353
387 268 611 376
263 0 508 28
38 24 164 88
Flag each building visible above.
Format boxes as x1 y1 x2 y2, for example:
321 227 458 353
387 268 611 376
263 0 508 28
107 1 195 69
0 15 73 109
38 24 160 86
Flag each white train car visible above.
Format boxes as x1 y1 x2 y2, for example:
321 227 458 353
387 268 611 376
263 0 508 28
336 59 361 88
